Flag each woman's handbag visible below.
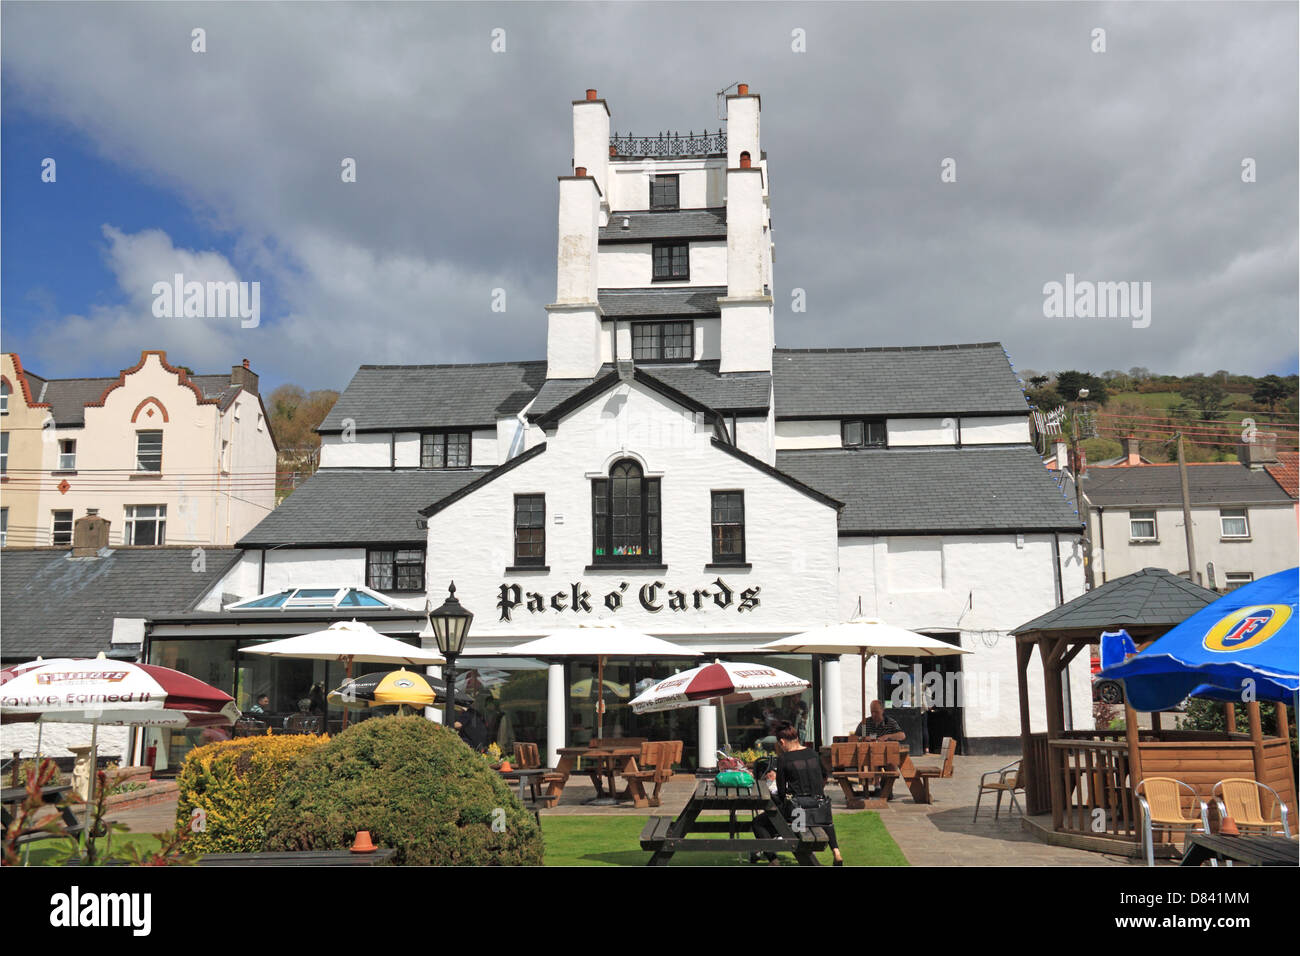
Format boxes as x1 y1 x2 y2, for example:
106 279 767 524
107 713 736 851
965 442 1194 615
787 794 834 827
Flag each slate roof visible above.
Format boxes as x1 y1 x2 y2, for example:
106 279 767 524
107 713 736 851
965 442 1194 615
772 343 1031 417
1012 567 1219 636
528 362 771 419
27 373 243 426
775 445 1082 534
0 548 241 660
1081 462 1295 507
237 469 485 546
597 286 725 319
599 208 727 243
318 362 546 432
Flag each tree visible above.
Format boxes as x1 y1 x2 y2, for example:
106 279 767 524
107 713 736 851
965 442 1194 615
1252 374 1292 414
1027 374 1051 389
1055 370 1109 405
1180 374 1228 421
1128 366 1151 382
267 383 340 500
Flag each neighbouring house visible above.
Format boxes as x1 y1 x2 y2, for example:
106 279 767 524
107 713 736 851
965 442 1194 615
1079 435 1295 591
0 350 278 549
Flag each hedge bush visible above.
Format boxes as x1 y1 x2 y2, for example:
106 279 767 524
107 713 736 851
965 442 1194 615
174 733 328 854
263 716 544 865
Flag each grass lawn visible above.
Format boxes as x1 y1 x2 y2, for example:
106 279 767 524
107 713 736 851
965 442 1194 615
16 831 165 866
542 811 907 866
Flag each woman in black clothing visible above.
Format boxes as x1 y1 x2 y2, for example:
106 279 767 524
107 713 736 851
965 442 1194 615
756 721 844 865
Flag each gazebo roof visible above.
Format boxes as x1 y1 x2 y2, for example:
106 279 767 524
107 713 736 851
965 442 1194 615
1012 567 1219 638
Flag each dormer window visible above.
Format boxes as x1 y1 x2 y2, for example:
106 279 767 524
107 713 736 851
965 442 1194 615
421 431 471 468
652 242 689 281
632 321 693 362
842 419 886 449
650 174 679 210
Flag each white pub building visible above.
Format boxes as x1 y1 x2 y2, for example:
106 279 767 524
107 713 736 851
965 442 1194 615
142 87 1089 769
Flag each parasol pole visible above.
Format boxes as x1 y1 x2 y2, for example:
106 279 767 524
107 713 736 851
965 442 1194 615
596 655 606 740
342 656 353 730
84 722 99 834
717 701 731 752
860 649 867 731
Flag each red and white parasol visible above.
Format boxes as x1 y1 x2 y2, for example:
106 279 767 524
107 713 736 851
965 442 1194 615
631 660 809 714
0 657 240 728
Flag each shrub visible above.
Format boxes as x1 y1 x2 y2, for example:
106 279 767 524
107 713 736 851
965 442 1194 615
175 733 328 854
263 716 544 866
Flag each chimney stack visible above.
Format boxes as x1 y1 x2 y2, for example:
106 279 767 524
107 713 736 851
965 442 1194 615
231 359 259 396
1123 435 1140 466
571 88 611 219
1053 440 1069 471
719 84 772 374
1238 431 1279 470
72 514 111 557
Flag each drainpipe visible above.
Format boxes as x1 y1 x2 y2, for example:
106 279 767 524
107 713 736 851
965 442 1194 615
1052 533 1074 731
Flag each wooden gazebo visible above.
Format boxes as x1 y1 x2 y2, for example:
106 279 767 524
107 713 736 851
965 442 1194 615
1012 567 1296 851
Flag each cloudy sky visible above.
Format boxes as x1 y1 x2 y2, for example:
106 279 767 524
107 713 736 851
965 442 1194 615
2 1 1296 393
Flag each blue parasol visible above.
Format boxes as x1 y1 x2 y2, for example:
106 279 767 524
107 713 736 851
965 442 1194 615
1098 568 1298 712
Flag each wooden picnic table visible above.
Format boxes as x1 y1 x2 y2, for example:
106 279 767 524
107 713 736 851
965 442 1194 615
639 778 828 866
823 743 930 807
498 767 546 805
197 849 397 866
555 745 649 807
2 783 91 847
1180 833 1298 867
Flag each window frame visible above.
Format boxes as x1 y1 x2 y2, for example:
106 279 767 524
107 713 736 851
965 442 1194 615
135 430 163 473
58 438 77 472
124 504 167 546
51 510 73 547
591 459 662 565
1129 510 1158 541
420 431 472 469
841 418 887 449
513 494 547 567
1 380 10 415
365 547 427 593
650 174 680 210
1219 508 1250 539
0 431 7 476
1223 572 1254 591
1 506 7 547
651 242 689 282
631 320 694 363
710 490 746 565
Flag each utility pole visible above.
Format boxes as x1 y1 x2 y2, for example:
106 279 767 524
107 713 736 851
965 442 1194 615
1175 433 1199 585
1069 393 1094 589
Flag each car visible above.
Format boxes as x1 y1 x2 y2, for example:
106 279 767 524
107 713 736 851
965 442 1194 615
1091 631 1137 704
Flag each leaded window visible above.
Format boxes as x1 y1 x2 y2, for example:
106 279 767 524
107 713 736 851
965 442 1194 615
652 242 689 281
366 548 425 591
514 494 546 565
711 491 745 564
592 460 660 562
421 432 471 468
632 321 693 362
650 175 679 210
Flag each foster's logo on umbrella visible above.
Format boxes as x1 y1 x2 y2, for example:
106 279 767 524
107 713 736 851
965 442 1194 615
1203 605 1291 653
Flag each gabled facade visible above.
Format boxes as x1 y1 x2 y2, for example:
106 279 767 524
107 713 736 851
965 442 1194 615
71 86 1090 768
0 351 277 549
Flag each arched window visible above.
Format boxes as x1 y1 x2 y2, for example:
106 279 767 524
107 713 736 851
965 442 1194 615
592 459 661 563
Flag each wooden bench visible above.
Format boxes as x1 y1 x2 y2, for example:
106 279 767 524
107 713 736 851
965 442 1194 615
831 742 903 808
623 741 683 808
913 736 957 803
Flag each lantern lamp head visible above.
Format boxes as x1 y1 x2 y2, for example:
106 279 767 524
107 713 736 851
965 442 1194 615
427 582 473 656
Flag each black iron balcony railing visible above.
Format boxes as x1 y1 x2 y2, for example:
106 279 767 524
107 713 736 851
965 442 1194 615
609 130 727 158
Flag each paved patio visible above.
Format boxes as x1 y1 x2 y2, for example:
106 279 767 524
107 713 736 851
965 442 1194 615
102 752 1155 865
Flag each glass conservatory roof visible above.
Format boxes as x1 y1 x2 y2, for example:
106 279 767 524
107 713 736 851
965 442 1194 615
225 587 394 611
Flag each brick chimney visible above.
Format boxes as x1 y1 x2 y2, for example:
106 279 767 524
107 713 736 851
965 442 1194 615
230 358 258 396
1123 435 1141 466
72 514 111 557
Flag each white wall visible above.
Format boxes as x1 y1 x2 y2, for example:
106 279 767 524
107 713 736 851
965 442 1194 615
608 161 725 212
836 532 1090 741
775 420 841 449
597 242 726 288
261 548 368 592
425 379 840 640
1091 502 1297 585
961 416 1032 445
734 414 775 464
320 432 391 468
888 418 960 447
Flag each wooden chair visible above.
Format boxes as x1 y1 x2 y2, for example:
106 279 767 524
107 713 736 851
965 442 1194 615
1212 778 1291 838
866 741 904 800
973 759 1026 822
913 737 957 803
623 741 677 808
513 742 565 805
1136 777 1210 866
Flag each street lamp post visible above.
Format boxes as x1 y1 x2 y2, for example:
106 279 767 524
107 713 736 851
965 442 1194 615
426 582 474 730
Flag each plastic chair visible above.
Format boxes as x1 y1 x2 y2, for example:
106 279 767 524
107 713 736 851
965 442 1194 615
1136 777 1210 866
1213 778 1291 837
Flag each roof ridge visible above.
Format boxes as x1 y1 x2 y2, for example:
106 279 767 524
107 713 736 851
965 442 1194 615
774 343 1004 354
356 359 547 370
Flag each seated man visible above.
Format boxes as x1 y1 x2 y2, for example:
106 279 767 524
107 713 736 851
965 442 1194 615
854 699 906 742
